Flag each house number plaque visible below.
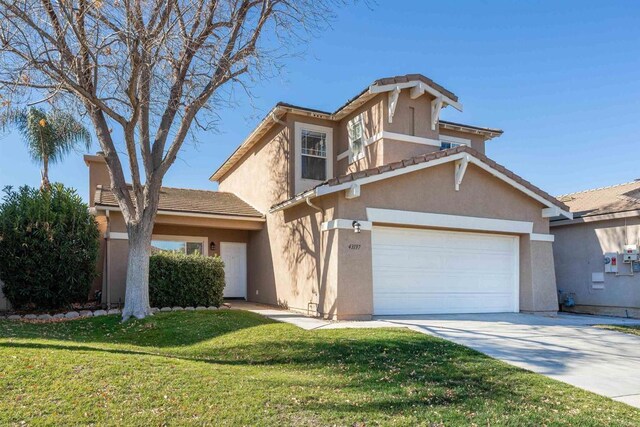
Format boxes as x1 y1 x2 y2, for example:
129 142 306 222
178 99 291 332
348 244 361 250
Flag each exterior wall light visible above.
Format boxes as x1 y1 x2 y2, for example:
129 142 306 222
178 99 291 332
209 242 216 251
352 220 361 234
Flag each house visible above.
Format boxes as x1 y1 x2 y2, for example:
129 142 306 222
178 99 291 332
552 180 640 318
86 73 572 320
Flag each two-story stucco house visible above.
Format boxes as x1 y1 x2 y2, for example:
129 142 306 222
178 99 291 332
85 73 572 320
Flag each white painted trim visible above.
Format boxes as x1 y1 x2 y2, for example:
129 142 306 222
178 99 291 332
321 219 373 232
431 96 443 131
381 131 441 147
530 233 555 242
550 209 640 226
366 208 534 234
388 86 401 123
454 155 469 191
337 150 349 161
347 113 365 164
95 205 265 222
439 134 471 146
151 234 209 256
294 121 334 194
108 232 128 240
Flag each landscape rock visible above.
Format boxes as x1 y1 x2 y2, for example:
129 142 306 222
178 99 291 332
206 306 218 310
37 314 52 320
52 313 65 319
160 307 172 312
172 306 184 311
79 310 93 317
23 314 37 319
93 310 107 317
8 315 21 320
195 306 206 311
107 308 121 315
65 311 80 319
151 307 160 313
184 306 195 311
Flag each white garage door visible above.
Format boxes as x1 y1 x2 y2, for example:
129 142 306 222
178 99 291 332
372 227 519 315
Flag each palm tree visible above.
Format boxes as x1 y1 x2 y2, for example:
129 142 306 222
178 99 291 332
0 107 91 189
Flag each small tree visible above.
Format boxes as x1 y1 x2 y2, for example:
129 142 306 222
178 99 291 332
0 184 100 310
0 107 91 189
0 0 341 320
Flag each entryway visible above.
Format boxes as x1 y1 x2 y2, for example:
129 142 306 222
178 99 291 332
220 242 247 299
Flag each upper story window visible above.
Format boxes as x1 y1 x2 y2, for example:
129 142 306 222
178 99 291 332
301 129 327 180
294 122 333 193
347 114 364 163
440 134 471 150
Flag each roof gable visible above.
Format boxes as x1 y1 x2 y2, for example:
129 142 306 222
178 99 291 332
270 146 571 219
557 180 640 218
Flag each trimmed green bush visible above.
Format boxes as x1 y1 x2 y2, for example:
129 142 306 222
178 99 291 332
149 252 225 308
0 184 99 309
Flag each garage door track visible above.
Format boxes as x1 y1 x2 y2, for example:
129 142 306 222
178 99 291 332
378 313 640 408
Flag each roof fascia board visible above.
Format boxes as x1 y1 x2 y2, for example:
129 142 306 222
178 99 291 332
550 209 640 227
95 205 266 222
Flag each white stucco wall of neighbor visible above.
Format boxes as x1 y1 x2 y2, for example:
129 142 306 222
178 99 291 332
553 216 640 318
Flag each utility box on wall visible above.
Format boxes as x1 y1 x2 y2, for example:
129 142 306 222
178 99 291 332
604 252 618 273
623 245 639 263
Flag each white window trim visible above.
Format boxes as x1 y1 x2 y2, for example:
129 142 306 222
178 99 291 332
347 113 365 164
151 234 209 256
294 122 333 193
439 134 471 148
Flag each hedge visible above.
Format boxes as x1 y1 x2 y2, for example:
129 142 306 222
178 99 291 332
0 184 99 309
149 252 225 308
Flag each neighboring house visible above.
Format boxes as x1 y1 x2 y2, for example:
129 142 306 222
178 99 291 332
86 73 572 320
552 181 640 318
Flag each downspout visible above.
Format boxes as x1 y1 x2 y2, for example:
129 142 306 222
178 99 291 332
104 210 111 308
306 196 324 316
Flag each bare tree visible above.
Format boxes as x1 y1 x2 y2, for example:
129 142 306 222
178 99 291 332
0 0 339 320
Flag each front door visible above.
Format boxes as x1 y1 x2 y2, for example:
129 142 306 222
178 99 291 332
220 242 247 299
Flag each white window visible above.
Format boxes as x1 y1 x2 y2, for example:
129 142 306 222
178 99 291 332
440 134 471 150
295 122 333 193
347 114 364 163
151 235 208 256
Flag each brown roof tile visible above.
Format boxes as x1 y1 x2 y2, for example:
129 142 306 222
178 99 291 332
95 186 263 218
557 181 640 218
271 146 568 212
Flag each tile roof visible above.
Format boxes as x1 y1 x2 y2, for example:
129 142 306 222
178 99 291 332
270 145 568 212
556 180 640 218
95 186 263 218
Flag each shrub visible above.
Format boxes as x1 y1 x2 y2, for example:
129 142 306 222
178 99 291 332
0 184 100 309
149 252 225 308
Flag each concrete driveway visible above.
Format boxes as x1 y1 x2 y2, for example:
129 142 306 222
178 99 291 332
233 302 640 408
377 313 640 408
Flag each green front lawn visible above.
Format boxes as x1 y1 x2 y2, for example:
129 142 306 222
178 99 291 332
1 311 638 426
597 324 640 336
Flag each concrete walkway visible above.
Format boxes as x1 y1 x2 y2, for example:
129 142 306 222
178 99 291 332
231 302 640 408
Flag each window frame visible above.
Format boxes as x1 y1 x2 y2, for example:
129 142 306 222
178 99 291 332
151 234 209 257
347 113 365 164
294 122 333 193
439 134 471 150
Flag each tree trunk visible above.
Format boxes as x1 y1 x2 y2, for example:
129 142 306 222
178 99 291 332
40 156 50 190
121 221 154 321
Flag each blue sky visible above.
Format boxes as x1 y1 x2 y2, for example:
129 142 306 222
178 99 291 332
1 0 639 202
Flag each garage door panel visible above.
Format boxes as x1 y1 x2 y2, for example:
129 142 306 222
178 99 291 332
372 227 519 315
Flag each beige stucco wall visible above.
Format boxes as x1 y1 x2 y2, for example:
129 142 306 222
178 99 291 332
552 217 640 316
